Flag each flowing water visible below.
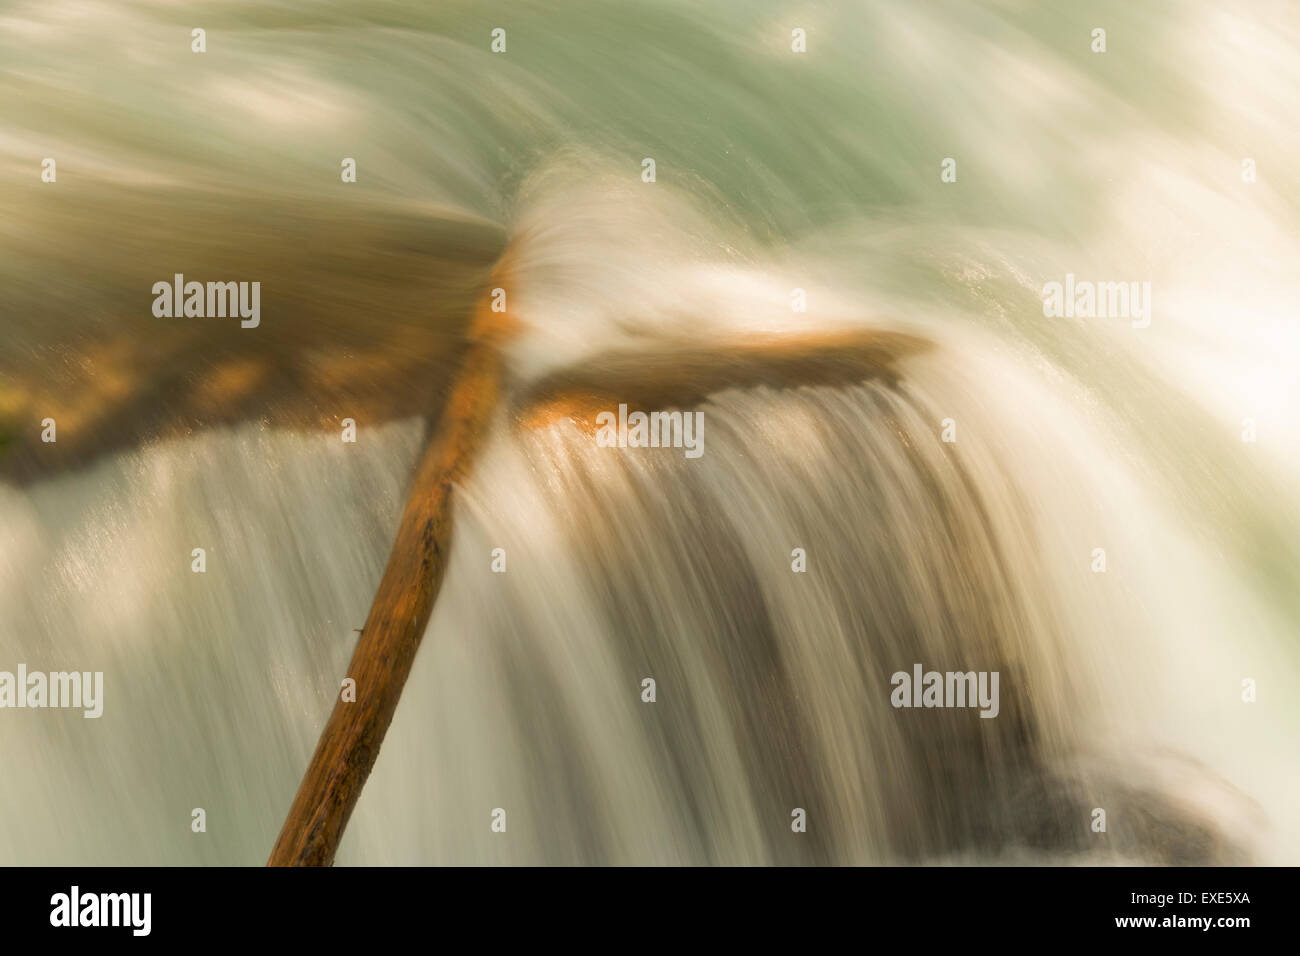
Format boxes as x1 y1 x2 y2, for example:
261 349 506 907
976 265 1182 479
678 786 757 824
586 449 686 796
0 0 1297 864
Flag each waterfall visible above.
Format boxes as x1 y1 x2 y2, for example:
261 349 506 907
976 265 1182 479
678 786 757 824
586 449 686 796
0 0 1296 864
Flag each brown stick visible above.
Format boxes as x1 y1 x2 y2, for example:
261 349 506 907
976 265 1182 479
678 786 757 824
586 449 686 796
267 286 922 864
267 291 511 866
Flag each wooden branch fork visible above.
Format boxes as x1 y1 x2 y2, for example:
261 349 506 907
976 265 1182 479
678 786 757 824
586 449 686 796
267 267 928 864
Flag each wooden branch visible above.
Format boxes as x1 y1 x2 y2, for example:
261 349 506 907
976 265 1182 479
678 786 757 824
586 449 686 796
515 329 930 431
267 289 511 866
267 292 926 864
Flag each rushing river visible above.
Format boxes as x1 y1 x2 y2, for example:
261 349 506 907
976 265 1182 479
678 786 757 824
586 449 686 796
0 0 1297 864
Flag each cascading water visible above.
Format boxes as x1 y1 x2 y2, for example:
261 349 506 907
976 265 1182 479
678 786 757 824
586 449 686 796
0 0 1297 865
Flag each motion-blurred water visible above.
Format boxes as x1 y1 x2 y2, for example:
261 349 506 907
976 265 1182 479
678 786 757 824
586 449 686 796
1 0 1297 864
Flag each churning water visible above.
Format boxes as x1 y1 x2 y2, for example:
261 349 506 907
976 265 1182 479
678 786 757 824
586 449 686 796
0 1 1297 864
